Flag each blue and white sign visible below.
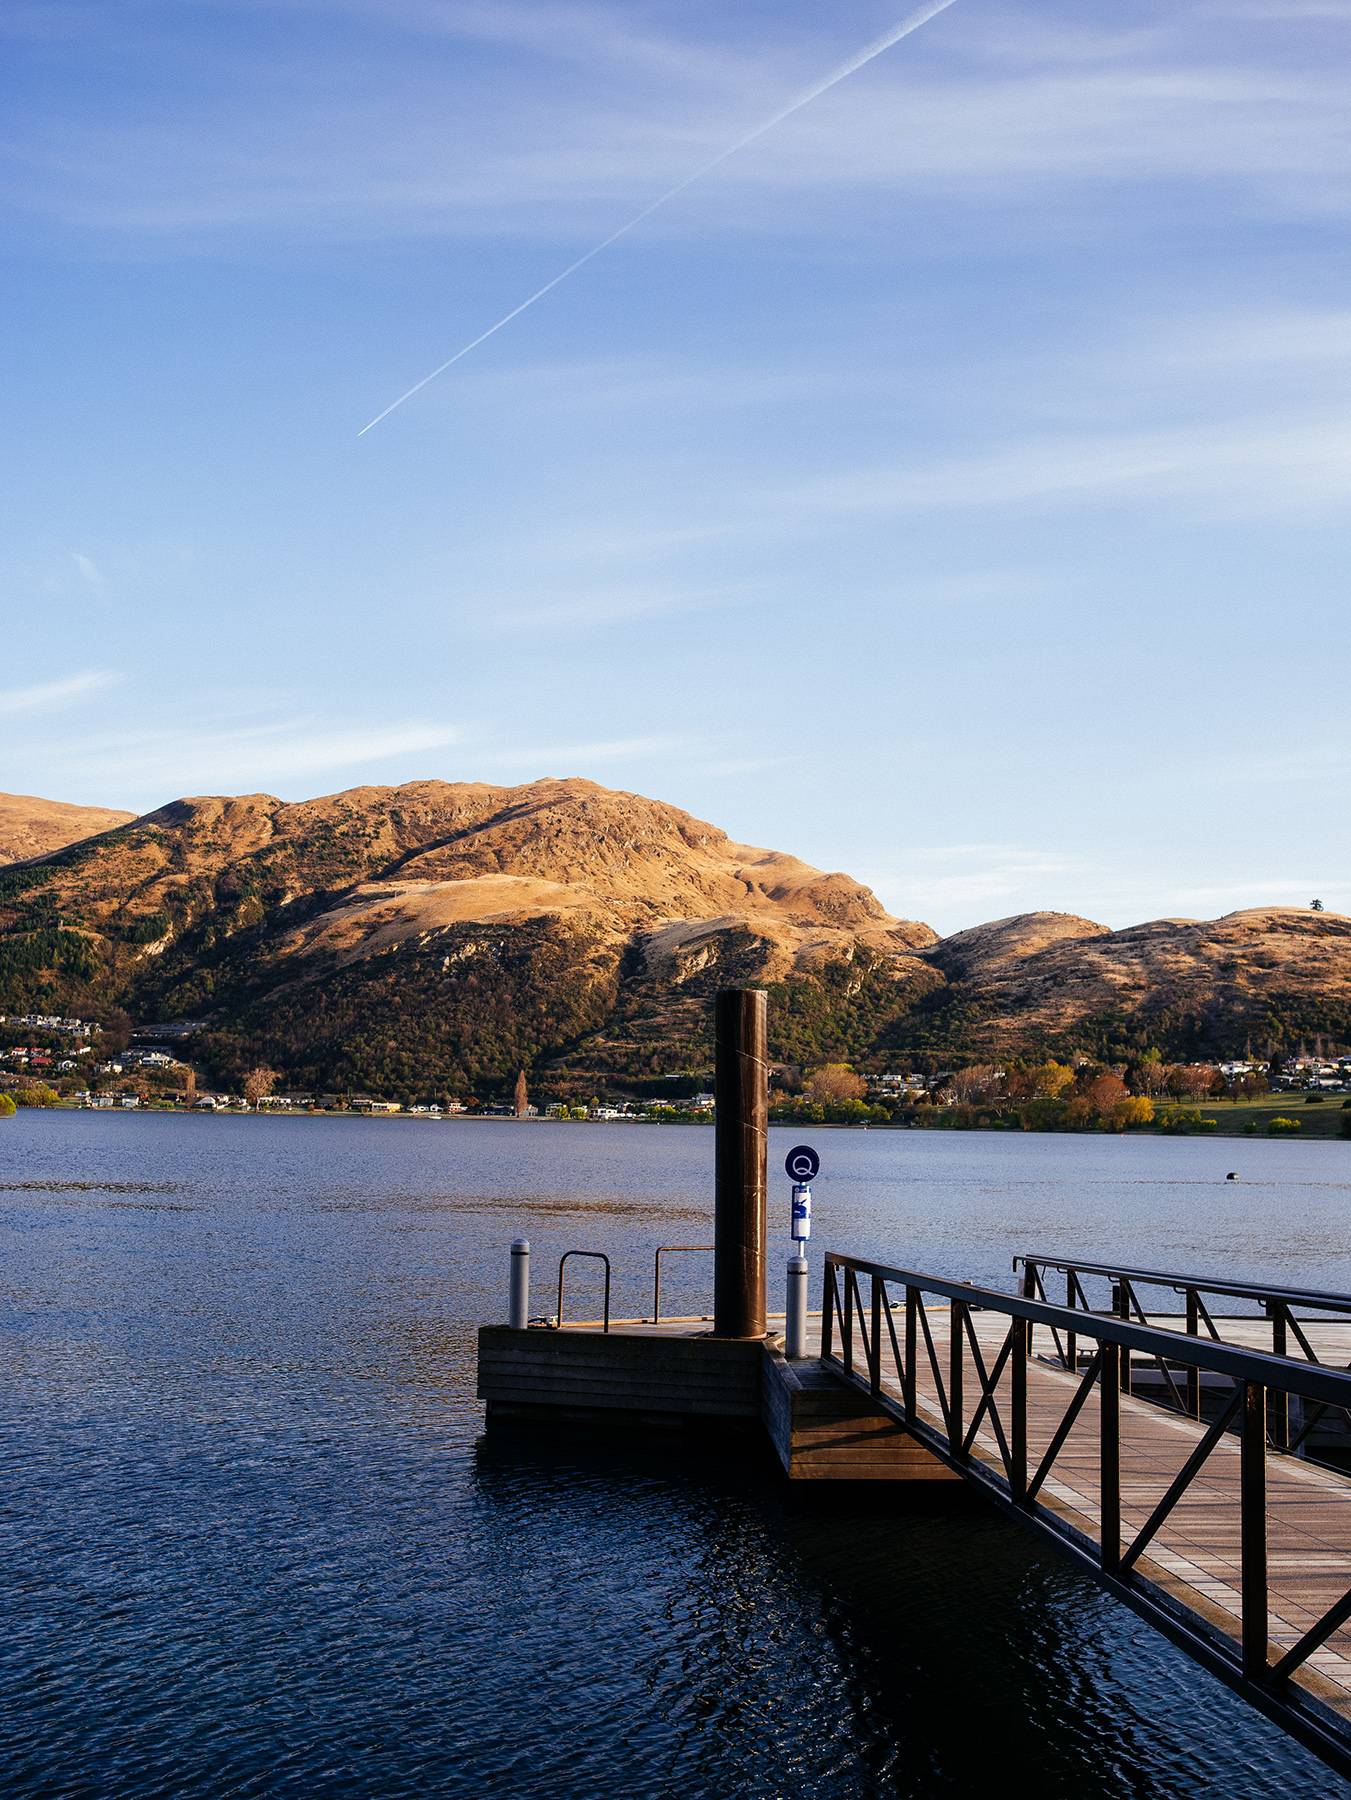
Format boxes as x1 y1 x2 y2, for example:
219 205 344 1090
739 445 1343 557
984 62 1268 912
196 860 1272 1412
784 1144 820 1182
790 1185 813 1243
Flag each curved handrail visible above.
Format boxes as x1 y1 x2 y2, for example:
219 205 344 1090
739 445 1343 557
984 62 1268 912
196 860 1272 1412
556 1250 611 1332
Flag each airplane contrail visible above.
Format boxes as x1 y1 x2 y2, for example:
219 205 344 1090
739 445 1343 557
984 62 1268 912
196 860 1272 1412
357 0 958 435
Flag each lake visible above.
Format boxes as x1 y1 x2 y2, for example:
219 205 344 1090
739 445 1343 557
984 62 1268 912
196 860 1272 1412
2 1112 1348 1797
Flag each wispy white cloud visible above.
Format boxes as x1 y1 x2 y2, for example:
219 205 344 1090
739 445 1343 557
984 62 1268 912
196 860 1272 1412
38 716 463 797
1164 879 1347 911
8 4 1348 241
0 669 119 715
71 550 105 591
1200 745 1351 786
1201 1 1351 19
268 0 746 88
477 734 690 773
862 843 1096 920
781 414 1351 521
859 842 1350 935
1131 309 1351 377
472 582 744 631
517 520 739 568
34 716 702 803
699 755 795 779
453 354 844 415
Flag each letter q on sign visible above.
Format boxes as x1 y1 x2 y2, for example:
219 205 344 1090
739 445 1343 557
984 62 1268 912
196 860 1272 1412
784 1145 820 1183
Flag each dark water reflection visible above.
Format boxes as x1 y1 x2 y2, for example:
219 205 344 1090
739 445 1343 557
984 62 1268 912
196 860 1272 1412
1 1112 1347 1796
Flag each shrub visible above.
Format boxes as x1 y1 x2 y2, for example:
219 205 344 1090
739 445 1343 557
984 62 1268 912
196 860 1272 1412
1305 1092 1326 1105
1016 1097 1070 1132
0 1093 16 1117
1109 1096 1155 1131
1157 1108 1217 1134
14 1084 60 1108
1267 1116 1302 1136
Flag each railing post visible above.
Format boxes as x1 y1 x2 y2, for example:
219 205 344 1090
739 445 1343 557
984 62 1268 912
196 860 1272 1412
1012 1316 1028 1503
1186 1289 1200 1418
843 1267 854 1377
1267 1304 1289 1450
1100 1341 1121 1573
1242 1380 1269 1681
1021 1259 1036 1360
904 1285 918 1421
1065 1268 1077 1375
1115 1282 1132 1394
950 1298 965 1455
870 1274 882 1398
821 1259 835 1361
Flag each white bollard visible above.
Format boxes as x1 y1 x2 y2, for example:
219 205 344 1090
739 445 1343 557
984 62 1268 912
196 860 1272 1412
786 1254 809 1360
509 1238 530 1328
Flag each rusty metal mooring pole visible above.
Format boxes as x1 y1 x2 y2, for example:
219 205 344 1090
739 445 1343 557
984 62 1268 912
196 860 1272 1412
713 987 768 1338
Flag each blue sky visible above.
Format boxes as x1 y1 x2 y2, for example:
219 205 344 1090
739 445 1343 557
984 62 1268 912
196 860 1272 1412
2 0 1348 933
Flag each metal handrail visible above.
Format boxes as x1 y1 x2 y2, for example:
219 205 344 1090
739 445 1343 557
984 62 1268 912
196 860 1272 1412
652 1244 714 1323
556 1250 611 1332
823 1254 1351 1405
1014 1254 1351 1454
820 1248 1351 1779
1015 1254 1351 1315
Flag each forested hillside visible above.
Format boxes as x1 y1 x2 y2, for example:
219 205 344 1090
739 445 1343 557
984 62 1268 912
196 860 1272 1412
1 782 1347 1100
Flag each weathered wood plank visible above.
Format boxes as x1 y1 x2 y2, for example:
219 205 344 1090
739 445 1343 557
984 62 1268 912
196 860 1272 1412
883 1307 1351 1719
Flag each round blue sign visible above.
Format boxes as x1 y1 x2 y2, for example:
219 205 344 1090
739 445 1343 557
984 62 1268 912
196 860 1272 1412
784 1144 820 1182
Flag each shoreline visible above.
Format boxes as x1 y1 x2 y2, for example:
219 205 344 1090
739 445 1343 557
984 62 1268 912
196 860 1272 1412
11 1104 1348 1144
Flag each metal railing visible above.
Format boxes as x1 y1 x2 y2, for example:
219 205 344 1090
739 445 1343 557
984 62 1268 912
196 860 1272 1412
651 1245 714 1323
1014 1255 1351 1458
555 1251 611 1331
821 1250 1351 1778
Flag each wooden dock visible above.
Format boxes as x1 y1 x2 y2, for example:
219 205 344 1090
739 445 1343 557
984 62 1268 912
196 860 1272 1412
475 996 1351 1779
476 1274 1351 1775
819 1251 1351 1775
903 1306 1351 1729
478 1315 955 1482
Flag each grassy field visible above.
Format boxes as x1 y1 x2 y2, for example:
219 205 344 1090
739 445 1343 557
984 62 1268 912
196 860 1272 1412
1150 1095 1351 1141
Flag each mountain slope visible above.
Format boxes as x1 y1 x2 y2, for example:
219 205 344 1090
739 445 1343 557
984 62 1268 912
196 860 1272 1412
0 778 936 1092
0 792 134 866
1 780 1346 1093
926 906 1351 1058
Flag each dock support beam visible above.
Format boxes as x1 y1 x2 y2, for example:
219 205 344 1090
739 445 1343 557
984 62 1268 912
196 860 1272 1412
713 987 768 1339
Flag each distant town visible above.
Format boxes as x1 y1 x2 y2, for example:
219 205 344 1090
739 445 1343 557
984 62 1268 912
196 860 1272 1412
3 1012 1349 1138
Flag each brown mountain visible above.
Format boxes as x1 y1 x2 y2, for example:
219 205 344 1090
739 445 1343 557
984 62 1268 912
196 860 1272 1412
0 779 937 1092
921 906 1351 1058
0 792 134 866
0 779 1346 1093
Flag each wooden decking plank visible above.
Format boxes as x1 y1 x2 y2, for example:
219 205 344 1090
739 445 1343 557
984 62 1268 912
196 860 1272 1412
855 1302 1351 1718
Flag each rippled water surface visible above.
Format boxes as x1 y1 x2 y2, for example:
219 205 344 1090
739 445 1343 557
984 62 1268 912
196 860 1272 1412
2 1113 1349 1797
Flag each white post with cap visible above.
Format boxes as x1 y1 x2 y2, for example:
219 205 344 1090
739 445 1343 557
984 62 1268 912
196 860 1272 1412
786 1252 809 1359
509 1239 530 1328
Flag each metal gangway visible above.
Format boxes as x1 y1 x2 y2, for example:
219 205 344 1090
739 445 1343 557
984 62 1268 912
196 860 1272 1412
822 1251 1351 1779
